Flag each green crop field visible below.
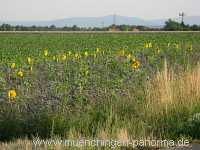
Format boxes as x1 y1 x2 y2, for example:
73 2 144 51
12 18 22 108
0 32 200 149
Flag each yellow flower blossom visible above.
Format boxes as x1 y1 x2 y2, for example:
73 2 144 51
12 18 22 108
27 57 32 64
131 60 140 69
144 43 149 48
11 63 16 69
17 71 24 78
149 42 152 48
8 90 17 100
144 42 152 48
75 53 81 60
62 54 67 60
127 54 132 60
44 48 48 57
84 51 89 57
96 48 100 53
30 66 33 72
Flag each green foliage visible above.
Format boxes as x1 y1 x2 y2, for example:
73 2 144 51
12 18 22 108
0 33 200 143
164 19 184 31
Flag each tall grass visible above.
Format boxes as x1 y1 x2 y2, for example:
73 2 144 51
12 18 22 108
144 61 200 139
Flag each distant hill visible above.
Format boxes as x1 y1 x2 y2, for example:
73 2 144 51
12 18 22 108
1 15 200 27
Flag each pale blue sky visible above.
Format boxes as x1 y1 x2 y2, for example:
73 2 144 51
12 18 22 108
0 0 199 21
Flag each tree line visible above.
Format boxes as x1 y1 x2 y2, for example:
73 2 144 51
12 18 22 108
0 24 155 31
164 19 200 31
0 19 200 31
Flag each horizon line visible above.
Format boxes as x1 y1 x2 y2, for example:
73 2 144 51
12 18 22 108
1 14 199 22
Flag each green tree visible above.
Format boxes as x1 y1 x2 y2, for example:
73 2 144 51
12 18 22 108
164 19 183 31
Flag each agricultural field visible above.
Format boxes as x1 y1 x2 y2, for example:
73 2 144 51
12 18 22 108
0 32 200 149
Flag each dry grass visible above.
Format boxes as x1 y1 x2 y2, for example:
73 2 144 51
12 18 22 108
116 128 129 142
0 139 34 150
145 61 200 114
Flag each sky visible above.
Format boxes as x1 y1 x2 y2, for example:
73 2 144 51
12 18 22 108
0 0 199 21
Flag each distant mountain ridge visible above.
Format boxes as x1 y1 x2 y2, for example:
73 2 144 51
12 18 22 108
1 15 200 27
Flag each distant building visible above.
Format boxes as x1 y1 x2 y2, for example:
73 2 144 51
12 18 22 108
109 27 120 31
132 28 140 32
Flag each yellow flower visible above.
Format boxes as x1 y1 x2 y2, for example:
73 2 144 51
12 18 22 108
131 60 140 69
11 63 16 69
44 48 48 57
62 54 67 60
96 48 100 53
27 57 32 64
8 90 17 100
149 42 152 48
17 71 24 78
144 42 152 48
75 53 81 60
127 54 132 60
30 66 33 72
144 43 149 48
84 51 89 57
